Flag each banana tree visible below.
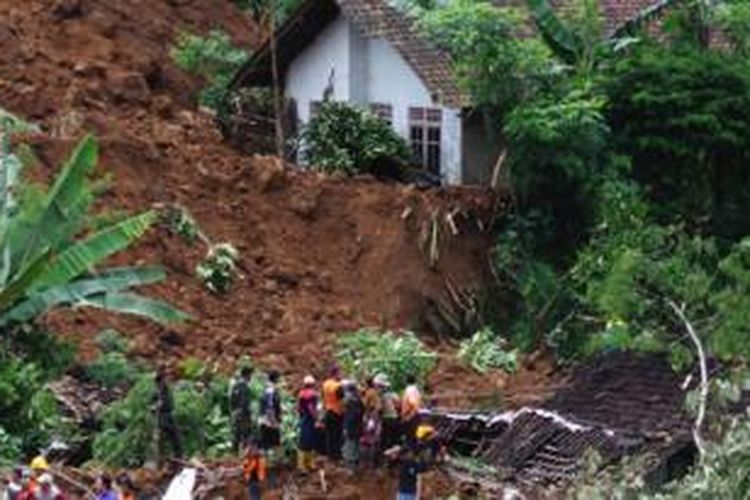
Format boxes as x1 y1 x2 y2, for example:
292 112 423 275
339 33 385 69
0 132 187 327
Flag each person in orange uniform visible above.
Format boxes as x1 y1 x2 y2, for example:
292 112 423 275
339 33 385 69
322 366 345 460
243 442 267 500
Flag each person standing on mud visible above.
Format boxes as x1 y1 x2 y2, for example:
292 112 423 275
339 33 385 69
342 380 364 472
322 366 345 460
259 370 282 487
155 367 183 460
401 375 423 449
378 374 401 455
230 365 254 453
297 375 320 472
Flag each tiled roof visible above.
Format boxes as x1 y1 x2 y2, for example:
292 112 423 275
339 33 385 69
231 0 666 109
339 0 467 107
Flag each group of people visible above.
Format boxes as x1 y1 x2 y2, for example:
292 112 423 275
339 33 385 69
2 366 440 500
229 364 443 500
2 455 135 500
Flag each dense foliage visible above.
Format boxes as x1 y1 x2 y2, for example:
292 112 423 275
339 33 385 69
420 1 554 114
171 30 249 111
606 47 750 238
336 329 437 392
298 101 414 177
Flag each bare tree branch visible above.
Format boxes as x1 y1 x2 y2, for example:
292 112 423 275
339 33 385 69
667 299 708 460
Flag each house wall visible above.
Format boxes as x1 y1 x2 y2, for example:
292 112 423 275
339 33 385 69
286 15 352 124
462 112 504 185
285 13 463 184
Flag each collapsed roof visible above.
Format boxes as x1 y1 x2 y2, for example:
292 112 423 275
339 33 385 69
428 352 697 491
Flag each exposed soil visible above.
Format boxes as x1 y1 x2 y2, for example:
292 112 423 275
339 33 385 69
0 0 512 387
0 1 565 496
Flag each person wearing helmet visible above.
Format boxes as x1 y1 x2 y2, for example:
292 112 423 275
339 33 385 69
297 375 319 472
34 474 65 500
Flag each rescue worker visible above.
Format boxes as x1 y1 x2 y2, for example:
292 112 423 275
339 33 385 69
361 377 383 466
401 375 423 449
387 447 427 500
342 380 364 472
33 474 65 500
259 370 282 487
414 424 444 466
155 367 183 459
377 374 401 452
229 365 254 453
322 366 344 459
2 467 24 500
242 441 267 500
297 375 319 472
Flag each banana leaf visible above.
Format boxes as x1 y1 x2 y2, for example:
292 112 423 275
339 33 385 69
527 0 583 64
613 0 683 39
0 266 171 326
0 148 23 286
32 211 157 292
79 292 190 325
0 250 52 312
13 135 97 273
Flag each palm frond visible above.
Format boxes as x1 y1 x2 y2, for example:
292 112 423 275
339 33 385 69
527 0 583 64
13 135 97 273
0 266 169 326
32 211 158 292
80 292 190 325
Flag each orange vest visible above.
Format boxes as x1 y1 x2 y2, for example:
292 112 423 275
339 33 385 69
322 378 344 415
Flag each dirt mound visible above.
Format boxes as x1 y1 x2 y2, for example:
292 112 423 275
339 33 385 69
0 0 510 393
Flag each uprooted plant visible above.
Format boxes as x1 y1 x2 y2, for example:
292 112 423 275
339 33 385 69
196 243 241 294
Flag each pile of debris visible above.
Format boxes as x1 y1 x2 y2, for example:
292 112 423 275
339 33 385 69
429 352 697 492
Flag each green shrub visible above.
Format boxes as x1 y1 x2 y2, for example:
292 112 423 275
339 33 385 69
605 45 750 239
93 375 157 467
458 327 518 374
86 353 139 389
171 31 249 111
336 329 437 392
298 101 414 177
93 370 238 466
95 329 130 354
196 243 241 294
0 427 21 466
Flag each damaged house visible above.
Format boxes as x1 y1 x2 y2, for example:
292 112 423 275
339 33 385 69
230 0 666 185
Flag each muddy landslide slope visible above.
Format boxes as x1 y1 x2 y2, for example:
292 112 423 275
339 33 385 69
0 0 497 379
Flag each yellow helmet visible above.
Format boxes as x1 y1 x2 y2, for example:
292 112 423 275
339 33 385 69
416 425 435 441
30 455 49 472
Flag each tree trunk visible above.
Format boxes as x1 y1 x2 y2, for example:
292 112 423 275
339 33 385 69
269 1 285 160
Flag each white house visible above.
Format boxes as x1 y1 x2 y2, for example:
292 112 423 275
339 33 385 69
230 0 501 185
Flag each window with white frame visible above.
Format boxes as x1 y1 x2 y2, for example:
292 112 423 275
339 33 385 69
409 107 442 174
370 103 393 125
